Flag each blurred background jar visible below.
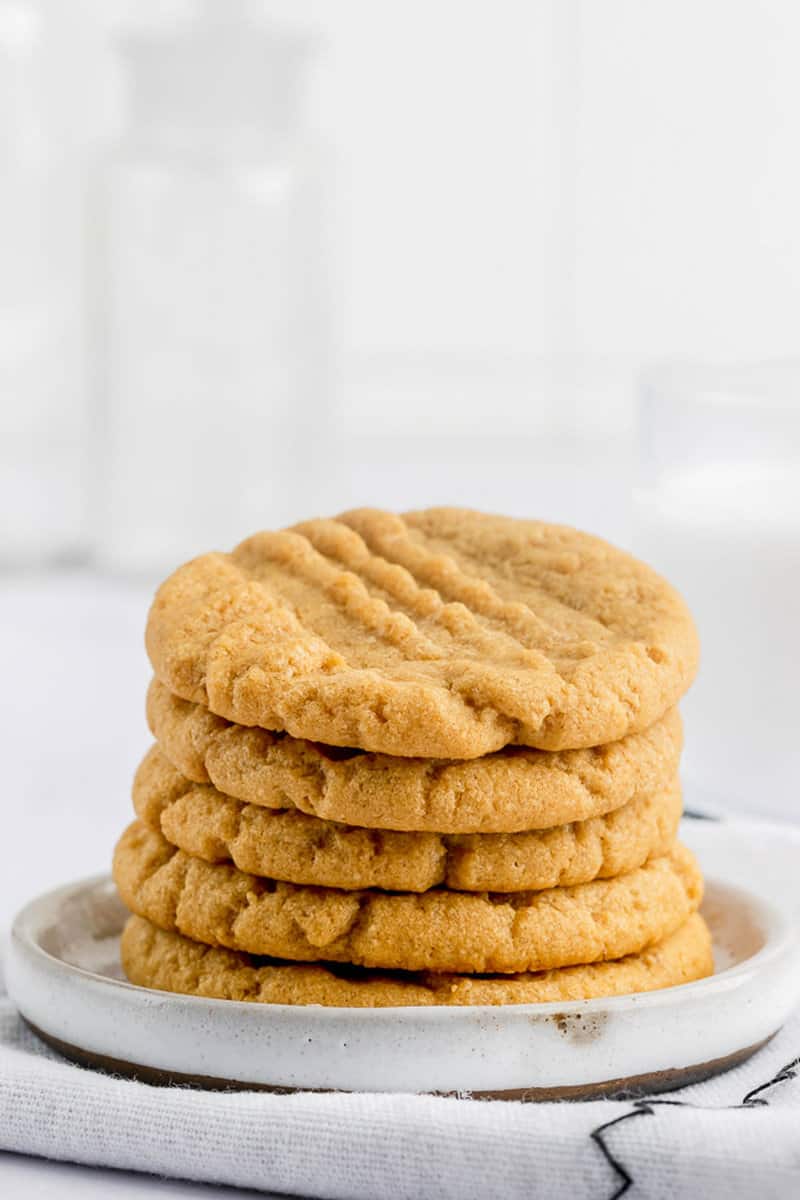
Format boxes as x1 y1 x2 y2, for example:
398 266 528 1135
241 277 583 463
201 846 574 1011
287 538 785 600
634 363 800 821
95 0 330 573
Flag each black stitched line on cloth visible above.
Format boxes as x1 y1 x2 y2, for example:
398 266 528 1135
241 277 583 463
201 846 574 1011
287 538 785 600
590 1055 800 1198
591 1106 653 1198
741 1055 800 1106
591 1100 690 1199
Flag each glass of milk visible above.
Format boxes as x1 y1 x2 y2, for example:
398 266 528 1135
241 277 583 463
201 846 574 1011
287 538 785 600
634 363 800 822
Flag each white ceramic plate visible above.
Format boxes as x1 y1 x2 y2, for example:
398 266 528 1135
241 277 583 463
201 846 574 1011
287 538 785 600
6 818 800 1099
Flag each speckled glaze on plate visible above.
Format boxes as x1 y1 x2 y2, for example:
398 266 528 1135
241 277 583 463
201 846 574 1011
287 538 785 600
5 818 800 1099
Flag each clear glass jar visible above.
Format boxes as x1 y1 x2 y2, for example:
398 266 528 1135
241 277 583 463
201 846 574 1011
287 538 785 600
95 2 330 571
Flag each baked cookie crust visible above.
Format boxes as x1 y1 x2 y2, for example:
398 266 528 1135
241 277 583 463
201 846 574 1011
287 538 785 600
145 508 698 757
113 821 703 974
121 912 713 1007
134 745 682 893
147 679 683 834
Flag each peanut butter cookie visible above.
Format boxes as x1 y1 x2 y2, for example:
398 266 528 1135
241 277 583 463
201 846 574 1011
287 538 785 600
121 912 713 1006
134 746 682 893
113 821 703 974
145 508 698 757
147 680 683 834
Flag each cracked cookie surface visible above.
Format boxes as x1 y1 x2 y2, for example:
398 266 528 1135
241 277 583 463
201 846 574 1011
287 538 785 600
134 745 683 893
113 821 703 974
121 912 713 1007
147 679 683 834
145 508 698 757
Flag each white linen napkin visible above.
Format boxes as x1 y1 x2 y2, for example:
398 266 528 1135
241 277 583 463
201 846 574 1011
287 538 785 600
1 962 798 1200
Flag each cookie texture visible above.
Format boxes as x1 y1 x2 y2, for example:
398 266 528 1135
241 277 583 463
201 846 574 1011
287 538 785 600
134 746 683 893
113 821 703 974
145 508 698 757
121 913 713 1007
147 679 683 834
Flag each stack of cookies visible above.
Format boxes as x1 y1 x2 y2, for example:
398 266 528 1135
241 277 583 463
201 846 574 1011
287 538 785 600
114 508 712 1007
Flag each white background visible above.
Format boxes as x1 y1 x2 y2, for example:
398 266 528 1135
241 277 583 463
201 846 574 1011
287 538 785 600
2 3 800 1195
3 0 800 565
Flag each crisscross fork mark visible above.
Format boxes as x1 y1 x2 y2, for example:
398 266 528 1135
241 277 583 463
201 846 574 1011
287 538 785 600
291 518 574 674
333 513 613 659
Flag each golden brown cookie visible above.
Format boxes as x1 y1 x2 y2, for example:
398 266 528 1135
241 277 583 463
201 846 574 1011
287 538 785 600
113 821 703 974
121 912 713 1007
147 679 683 834
134 746 683 893
145 508 698 757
